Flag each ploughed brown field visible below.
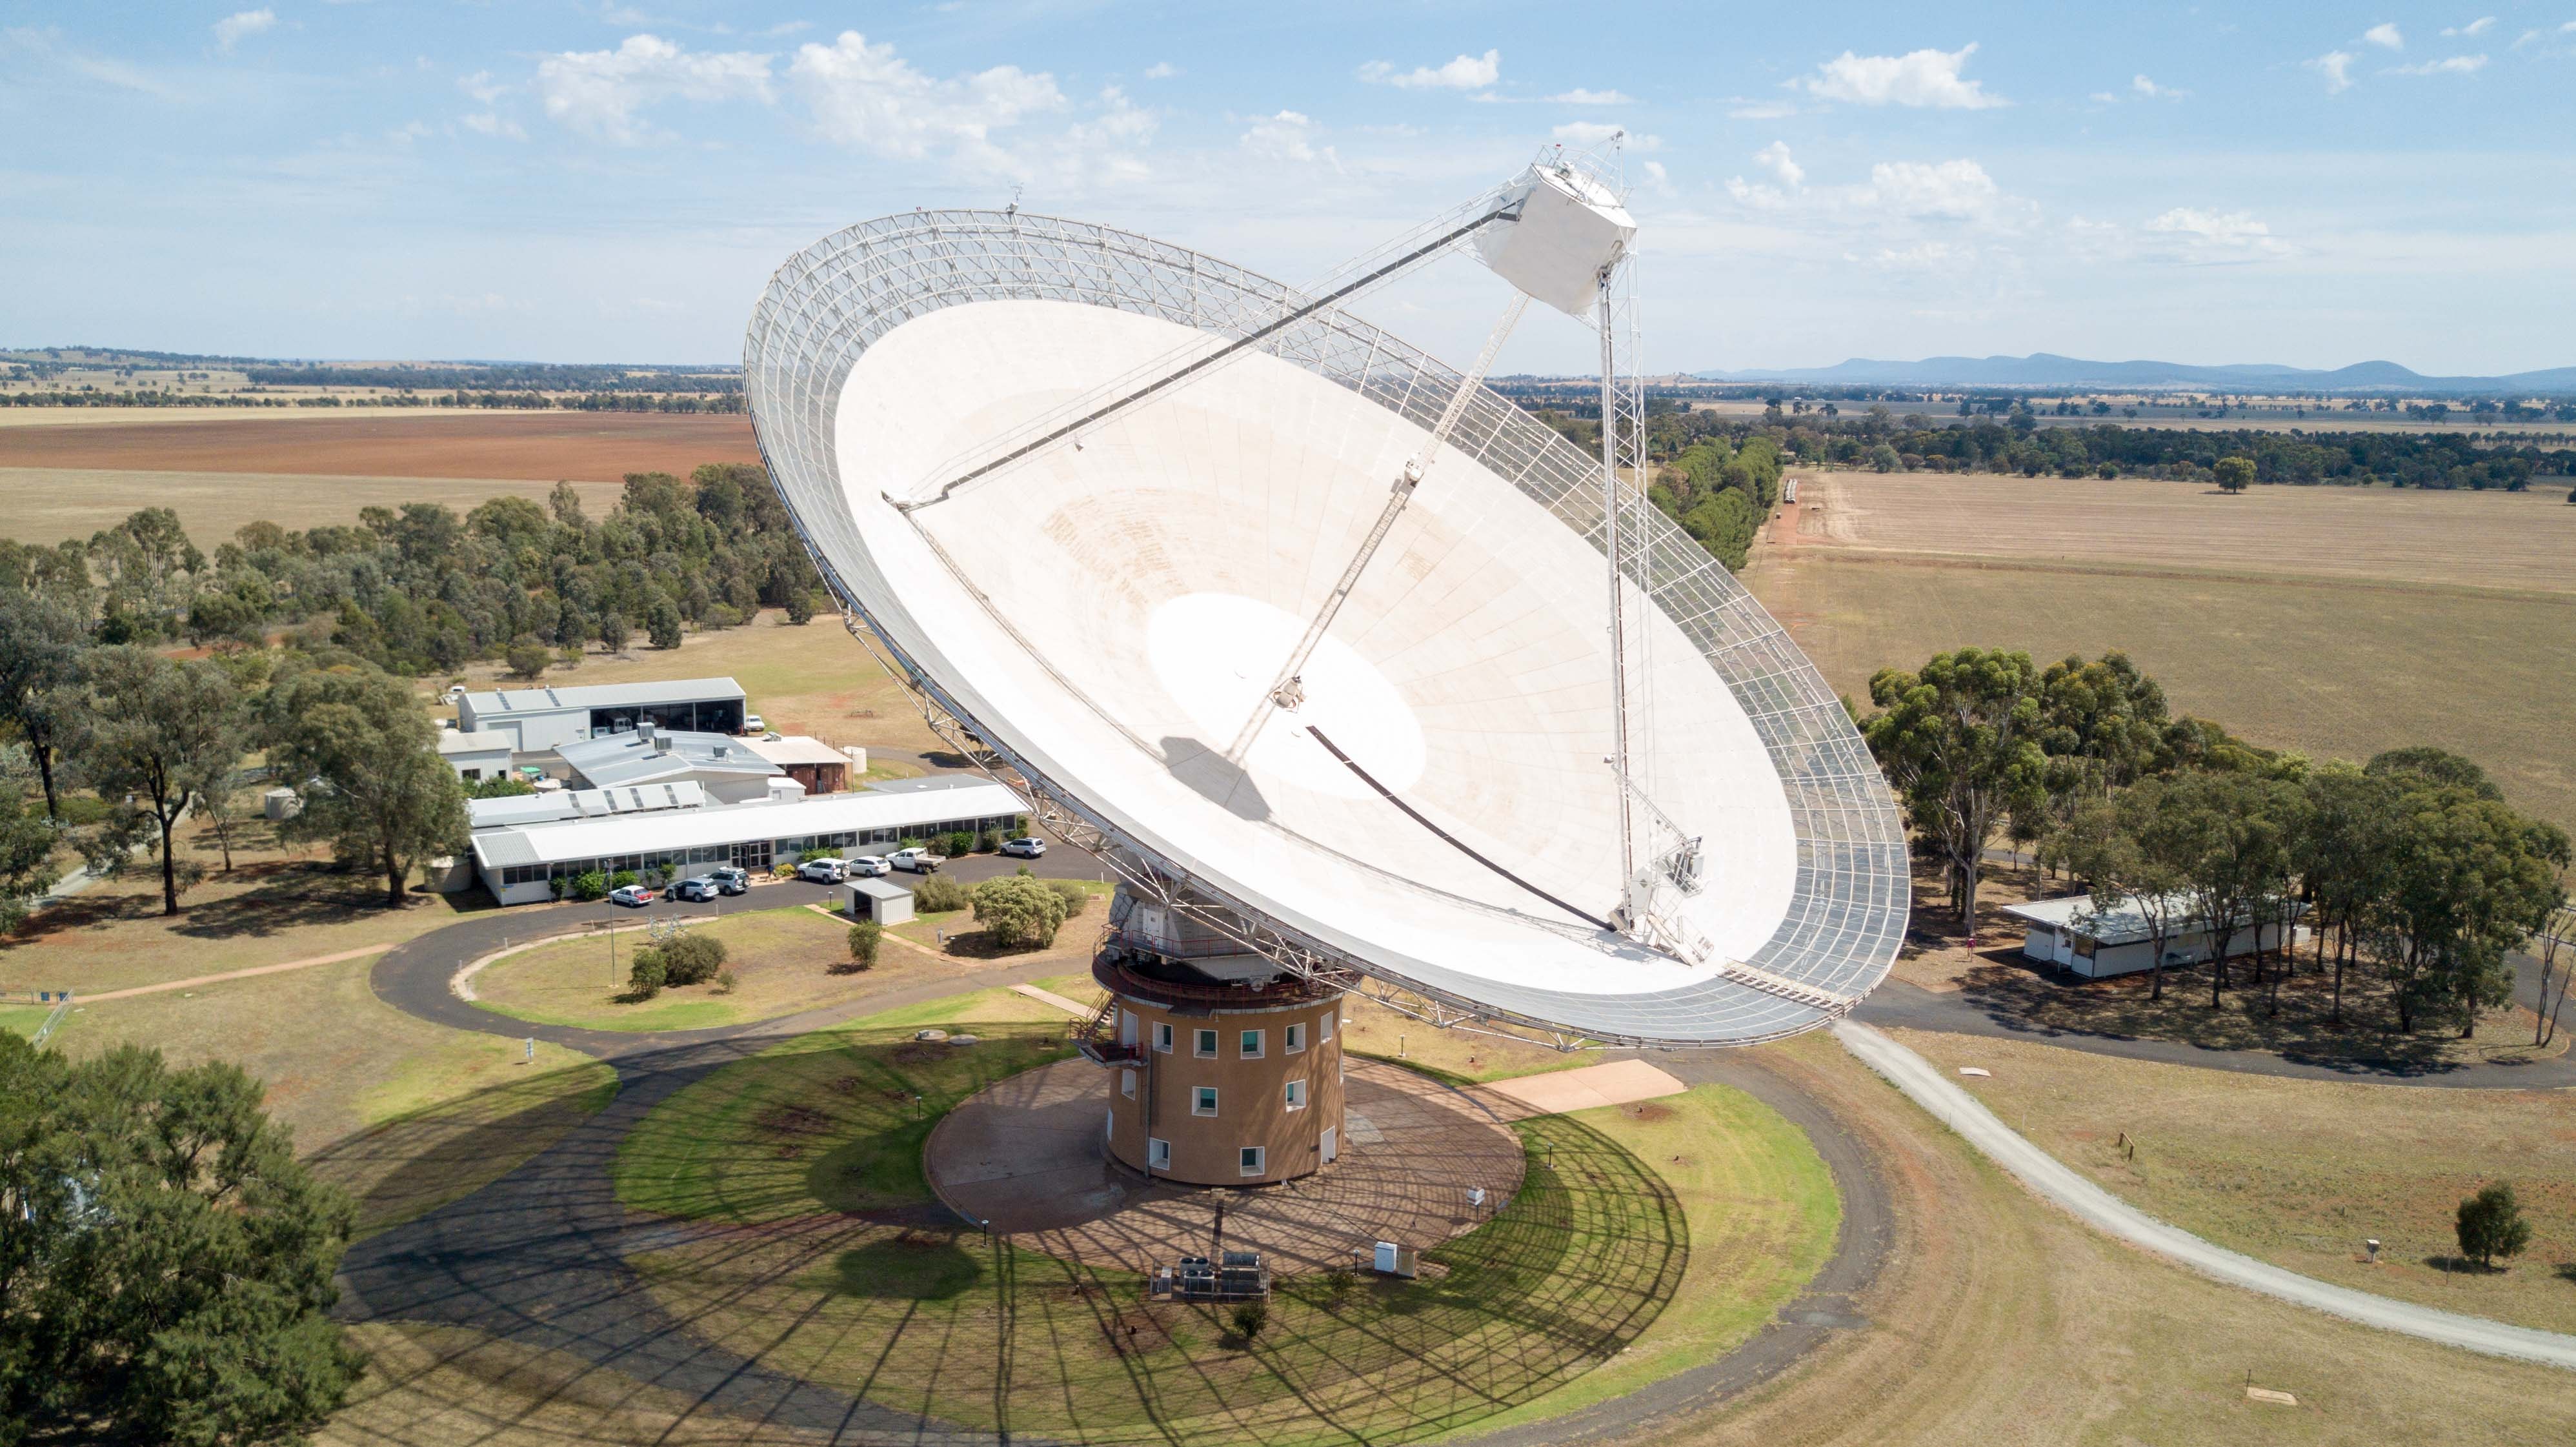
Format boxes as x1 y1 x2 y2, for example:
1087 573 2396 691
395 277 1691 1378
0 411 758 482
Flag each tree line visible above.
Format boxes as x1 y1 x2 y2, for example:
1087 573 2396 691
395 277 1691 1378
0 463 827 678
1862 649 2570 1038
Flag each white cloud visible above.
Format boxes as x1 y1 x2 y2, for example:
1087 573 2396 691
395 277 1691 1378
1358 48 1500 90
789 31 1080 178
213 8 275 54
1753 140 1803 188
2088 90 2118 103
2146 207 2294 259
1798 43 2006 109
1 26 177 97
2442 17 2495 37
536 34 772 143
1143 61 1176 79
1726 97 1796 119
2363 21 2404 49
1545 86 1631 105
2131 74 2188 99
461 111 527 141
387 120 431 144
1867 158 2004 219
1641 159 1672 194
2310 50 2357 92
1241 110 1336 168
457 69 507 105
2388 54 2489 74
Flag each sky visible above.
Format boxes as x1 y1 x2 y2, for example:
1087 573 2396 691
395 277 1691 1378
2 2 2571 375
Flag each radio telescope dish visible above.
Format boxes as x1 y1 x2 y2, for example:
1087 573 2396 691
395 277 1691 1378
745 207 1907 1047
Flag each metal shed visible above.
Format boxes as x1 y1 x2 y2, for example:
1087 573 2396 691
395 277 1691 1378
847 876 916 925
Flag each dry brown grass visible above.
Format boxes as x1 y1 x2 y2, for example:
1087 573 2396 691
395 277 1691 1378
0 467 628 547
0 815 486 998
470 904 960 1033
1646 1031 2576 1447
1889 1028 2576 1339
1742 551 2576 835
0 411 756 481
1793 471 2576 596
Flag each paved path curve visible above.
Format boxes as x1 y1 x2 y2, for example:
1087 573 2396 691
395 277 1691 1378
1835 1020 2576 1372
341 886 1895 1445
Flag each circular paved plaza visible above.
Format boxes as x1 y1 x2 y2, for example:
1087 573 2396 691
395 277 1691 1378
925 1056 1527 1274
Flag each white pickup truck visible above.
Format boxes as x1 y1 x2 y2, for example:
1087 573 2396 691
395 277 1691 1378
887 847 945 875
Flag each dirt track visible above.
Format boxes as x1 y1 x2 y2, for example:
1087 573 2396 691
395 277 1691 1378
0 412 758 482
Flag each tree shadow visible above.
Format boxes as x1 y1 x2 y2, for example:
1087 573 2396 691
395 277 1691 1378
305 1059 619 1239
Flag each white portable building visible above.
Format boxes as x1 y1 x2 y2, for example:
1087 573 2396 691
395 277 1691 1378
2001 893 2305 980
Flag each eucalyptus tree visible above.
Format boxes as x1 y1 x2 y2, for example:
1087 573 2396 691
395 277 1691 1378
75 648 243 916
1864 647 2049 934
0 588 90 822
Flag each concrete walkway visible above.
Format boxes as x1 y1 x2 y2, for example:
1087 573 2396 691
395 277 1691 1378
1833 1020 2576 1371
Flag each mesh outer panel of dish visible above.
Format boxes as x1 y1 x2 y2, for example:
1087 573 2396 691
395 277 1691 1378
745 209 1908 1047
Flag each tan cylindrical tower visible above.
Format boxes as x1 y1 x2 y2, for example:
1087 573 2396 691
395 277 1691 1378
1093 959 1345 1186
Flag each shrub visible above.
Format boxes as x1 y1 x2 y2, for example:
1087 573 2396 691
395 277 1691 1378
571 870 609 900
625 950 667 1000
710 967 738 995
843 921 881 972
610 870 638 890
548 875 567 900
2455 1182 2531 1269
1229 1300 1268 1342
1045 879 1092 920
943 830 977 858
799 846 840 864
978 829 1003 853
971 874 1069 949
467 775 536 799
659 932 727 986
505 636 552 679
913 875 971 913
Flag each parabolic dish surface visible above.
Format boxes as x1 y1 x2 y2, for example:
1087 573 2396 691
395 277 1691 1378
746 210 1907 1045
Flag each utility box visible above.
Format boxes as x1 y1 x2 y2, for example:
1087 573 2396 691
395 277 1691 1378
1367 1241 1419 1279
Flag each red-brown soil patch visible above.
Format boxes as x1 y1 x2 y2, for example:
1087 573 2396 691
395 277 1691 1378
0 412 758 482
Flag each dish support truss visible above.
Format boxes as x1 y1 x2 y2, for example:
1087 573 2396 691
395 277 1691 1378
745 208 1910 1050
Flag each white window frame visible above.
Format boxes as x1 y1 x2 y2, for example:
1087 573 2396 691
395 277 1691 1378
1238 1028 1263 1060
1321 1012 1336 1043
1285 1022 1306 1054
1194 1027 1218 1058
1192 1086 1219 1117
1239 1145 1265 1177
1285 1078 1306 1111
1154 1021 1174 1054
1120 1068 1136 1098
1148 1137 1171 1170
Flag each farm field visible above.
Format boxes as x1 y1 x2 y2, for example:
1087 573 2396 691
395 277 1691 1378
1791 470 2576 596
0 410 757 480
0 467 627 547
1891 1029 2576 1337
1744 478 2576 834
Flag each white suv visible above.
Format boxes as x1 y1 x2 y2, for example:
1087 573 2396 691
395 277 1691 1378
797 857 850 883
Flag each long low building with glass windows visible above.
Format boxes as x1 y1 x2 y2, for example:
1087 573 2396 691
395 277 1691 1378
468 774 1027 905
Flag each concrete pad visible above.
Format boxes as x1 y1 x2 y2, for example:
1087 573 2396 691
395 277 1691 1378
1010 983 1097 1018
1479 1058 1687 1117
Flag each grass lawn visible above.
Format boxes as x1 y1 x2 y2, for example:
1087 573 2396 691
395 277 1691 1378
0 1004 54 1038
45 955 615 1237
609 995 1834 1446
0 815 487 998
883 876 1114 958
1892 1027 2576 1336
468 904 956 1033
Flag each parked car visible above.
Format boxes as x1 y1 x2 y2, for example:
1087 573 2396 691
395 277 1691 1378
845 855 892 877
671 876 720 902
887 847 944 874
708 866 750 895
1000 836 1047 858
609 884 655 907
741 713 765 735
798 857 851 883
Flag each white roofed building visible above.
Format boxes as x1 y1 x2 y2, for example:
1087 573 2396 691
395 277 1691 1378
456 676 747 753
2000 893 2305 980
468 775 1027 904
557 725 780 802
436 727 515 784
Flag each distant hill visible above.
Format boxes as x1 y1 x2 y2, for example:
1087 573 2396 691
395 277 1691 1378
1692 352 2576 395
